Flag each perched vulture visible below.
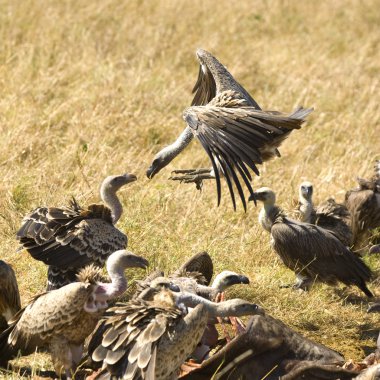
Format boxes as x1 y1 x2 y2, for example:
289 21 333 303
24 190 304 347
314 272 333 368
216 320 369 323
0 250 148 378
345 160 380 249
253 187 373 297
90 290 264 380
0 260 21 332
295 181 353 246
146 48 313 210
17 173 137 290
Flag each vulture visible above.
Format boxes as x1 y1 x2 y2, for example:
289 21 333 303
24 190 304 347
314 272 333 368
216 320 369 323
345 160 380 249
90 289 264 380
84 252 249 373
17 173 137 290
146 48 313 210
181 313 350 380
172 251 214 285
0 250 148 378
141 270 250 302
253 187 373 297
0 260 21 332
295 181 353 246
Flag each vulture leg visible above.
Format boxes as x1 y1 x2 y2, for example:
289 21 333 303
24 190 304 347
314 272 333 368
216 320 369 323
280 274 313 291
170 168 215 190
50 337 74 379
70 343 84 368
293 274 313 291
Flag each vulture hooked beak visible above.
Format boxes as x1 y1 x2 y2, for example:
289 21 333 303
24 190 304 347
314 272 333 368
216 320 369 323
248 193 257 205
226 274 250 287
146 157 165 179
146 164 158 179
124 173 137 183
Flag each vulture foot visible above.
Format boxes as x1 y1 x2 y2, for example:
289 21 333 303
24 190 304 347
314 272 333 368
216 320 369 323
170 168 215 190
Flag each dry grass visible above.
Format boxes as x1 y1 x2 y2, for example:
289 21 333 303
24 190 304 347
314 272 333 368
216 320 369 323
0 0 380 377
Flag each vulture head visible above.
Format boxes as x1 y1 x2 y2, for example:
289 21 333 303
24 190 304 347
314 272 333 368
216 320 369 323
100 173 137 195
252 187 276 206
299 181 313 202
212 271 250 292
146 147 177 179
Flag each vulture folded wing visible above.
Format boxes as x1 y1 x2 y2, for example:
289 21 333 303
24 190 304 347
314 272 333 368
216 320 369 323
8 283 91 348
184 102 312 209
18 202 127 270
346 190 380 240
91 300 182 379
0 261 21 320
271 220 372 291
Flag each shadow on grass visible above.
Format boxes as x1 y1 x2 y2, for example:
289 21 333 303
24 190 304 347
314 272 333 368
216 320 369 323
333 288 372 306
0 366 92 379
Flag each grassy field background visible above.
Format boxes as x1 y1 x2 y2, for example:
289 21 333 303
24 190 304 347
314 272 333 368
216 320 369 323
0 0 379 376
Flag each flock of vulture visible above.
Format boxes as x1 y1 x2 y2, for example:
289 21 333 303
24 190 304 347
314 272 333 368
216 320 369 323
0 49 379 380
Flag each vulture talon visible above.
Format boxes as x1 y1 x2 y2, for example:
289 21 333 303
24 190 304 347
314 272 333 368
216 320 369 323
169 168 215 191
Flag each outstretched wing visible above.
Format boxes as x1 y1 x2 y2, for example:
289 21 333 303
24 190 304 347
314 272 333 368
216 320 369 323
184 92 313 210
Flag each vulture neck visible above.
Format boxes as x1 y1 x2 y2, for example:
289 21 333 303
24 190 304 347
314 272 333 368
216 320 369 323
94 257 128 302
100 187 123 224
299 195 314 223
174 292 232 318
160 126 194 164
259 203 276 232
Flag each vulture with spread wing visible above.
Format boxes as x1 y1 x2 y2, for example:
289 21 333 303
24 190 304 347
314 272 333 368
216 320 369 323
146 49 313 210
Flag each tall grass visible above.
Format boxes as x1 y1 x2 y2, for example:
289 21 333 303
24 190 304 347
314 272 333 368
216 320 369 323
0 0 379 376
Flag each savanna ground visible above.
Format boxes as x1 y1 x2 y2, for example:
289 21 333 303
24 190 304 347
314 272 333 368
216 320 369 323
0 0 379 378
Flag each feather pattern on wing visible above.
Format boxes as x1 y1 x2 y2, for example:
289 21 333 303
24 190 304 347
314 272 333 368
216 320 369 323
184 91 313 210
0 261 21 330
17 199 127 289
270 210 372 296
90 292 208 380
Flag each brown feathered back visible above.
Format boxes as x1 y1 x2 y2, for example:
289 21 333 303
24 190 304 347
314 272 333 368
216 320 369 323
17 198 127 290
270 211 372 297
345 162 380 248
0 260 21 331
90 290 205 380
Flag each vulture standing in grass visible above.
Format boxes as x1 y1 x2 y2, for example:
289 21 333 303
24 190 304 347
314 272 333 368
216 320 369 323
90 289 264 380
0 250 148 379
345 160 380 248
17 173 137 290
295 181 353 246
0 260 21 332
146 48 313 210
253 187 373 296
